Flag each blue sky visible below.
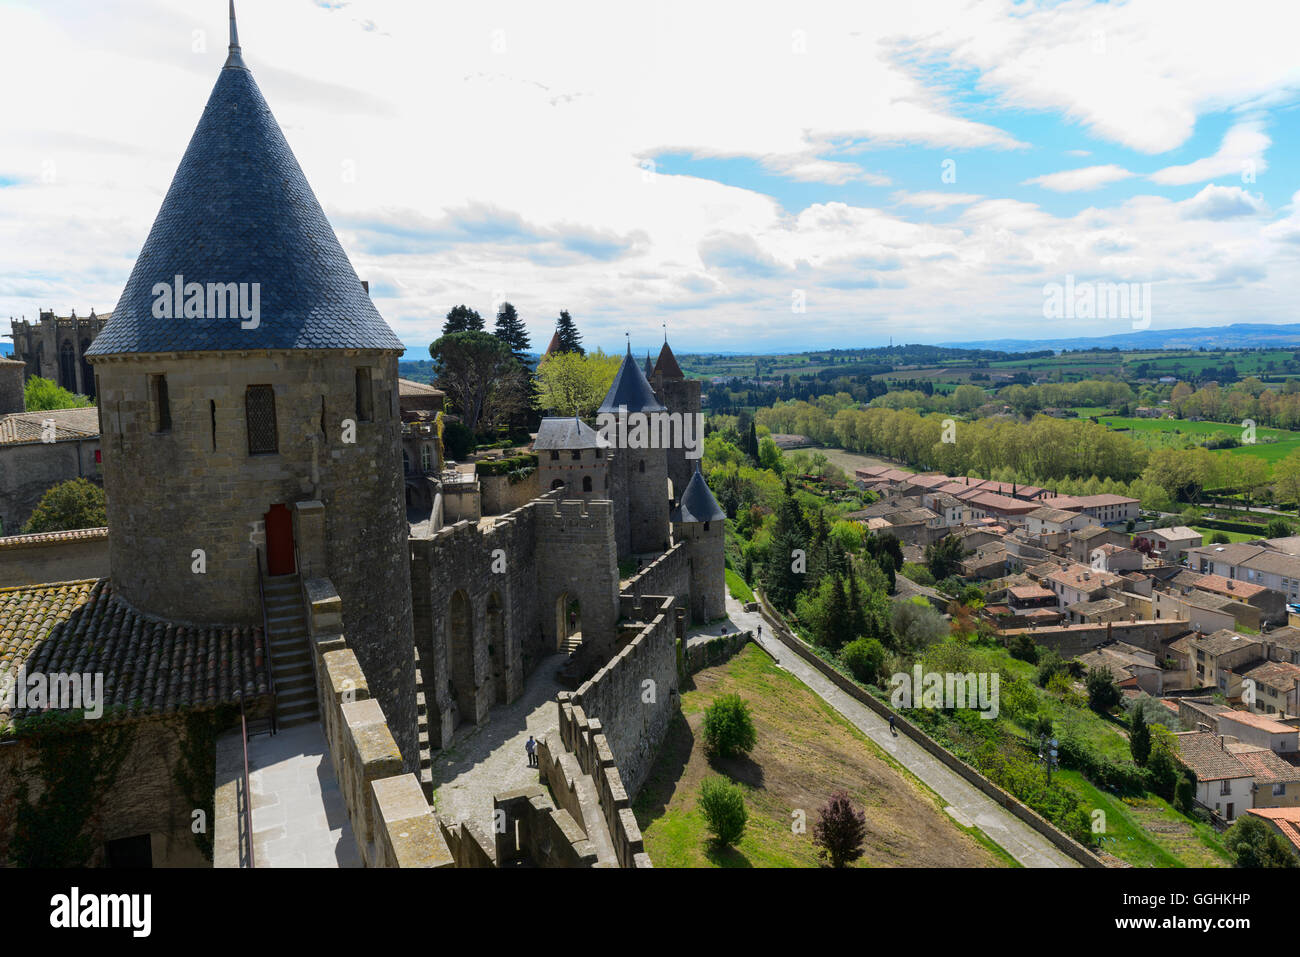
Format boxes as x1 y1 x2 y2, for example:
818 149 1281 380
2 0 1299 355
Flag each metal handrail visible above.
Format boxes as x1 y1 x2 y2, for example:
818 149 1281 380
255 549 278 735
239 697 255 869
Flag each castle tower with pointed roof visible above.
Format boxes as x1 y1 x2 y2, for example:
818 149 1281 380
671 463 727 622
599 346 670 556
86 3 418 768
649 338 702 502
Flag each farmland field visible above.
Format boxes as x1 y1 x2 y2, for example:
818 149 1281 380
1097 416 1300 463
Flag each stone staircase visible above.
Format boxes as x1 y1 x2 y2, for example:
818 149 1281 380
561 633 582 656
263 574 319 729
415 645 434 801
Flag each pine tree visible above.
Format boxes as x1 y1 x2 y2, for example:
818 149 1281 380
554 310 584 355
443 304 484 335
746 421 759 462
493 301 531 365
762 484 809 610
846 566 867 640
825 575 852 651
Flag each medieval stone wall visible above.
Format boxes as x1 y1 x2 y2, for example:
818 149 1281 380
0 437 100 535
569 595 680 797
0 532 109 586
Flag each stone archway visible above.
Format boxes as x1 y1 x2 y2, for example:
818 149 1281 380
486 591 507 705
448 589 477 727
555 592 581 655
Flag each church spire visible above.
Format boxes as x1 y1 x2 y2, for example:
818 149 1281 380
225 0 245 69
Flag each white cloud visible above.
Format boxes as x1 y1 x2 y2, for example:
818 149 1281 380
1023 164 1136 192
1149 119 1271 186
892 191 983 209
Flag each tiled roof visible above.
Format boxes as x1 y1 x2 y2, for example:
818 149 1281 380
597 349 666 415
0 579 268 730
86 52 402 356
1245 807 1300 853
398 378 444 398
1194 574 1267 599
1192 629 1263 656
1216 710 1297 734
1233 749 1300 785
0 407 99 445
0 527 108 549
1241 660 1300 689
1174 731 1252 781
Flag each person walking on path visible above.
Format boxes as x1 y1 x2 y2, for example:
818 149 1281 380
888 715 897 737
526 735 537 767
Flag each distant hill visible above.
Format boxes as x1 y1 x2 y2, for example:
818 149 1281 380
941 322 1300 353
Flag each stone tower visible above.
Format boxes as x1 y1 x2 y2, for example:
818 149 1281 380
0 357 25 414
649 339 701 502
671 465 727 623
599 346 670 557
85 4 418 769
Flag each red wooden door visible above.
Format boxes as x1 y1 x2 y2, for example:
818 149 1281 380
265 504 296 576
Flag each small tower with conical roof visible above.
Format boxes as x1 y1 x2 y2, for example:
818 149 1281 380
649 337 702 501
671 463 727 622
599 344 670 556
86 3 417 769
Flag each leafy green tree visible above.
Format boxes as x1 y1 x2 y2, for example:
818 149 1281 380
442 304 484 335
1266 517 1295 539
1035 650 1068 688
23 375 92 411
813 791 866 868
22 478 107 534
1144 726 1181 802
554 310 584 355
924 534 966 580
699 777 747 847
1086 666 1123 713
889 597 946 652
492 301 531 365
702 693 757 759
429 331 522 434
841 638 887 685
532 348 619 417
1224 814 1299 868
757 435 782 472
1130 705 1152 766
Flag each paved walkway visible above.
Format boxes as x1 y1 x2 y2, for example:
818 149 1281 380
214 721 360 868
704 594 1080 868
427 652 567 834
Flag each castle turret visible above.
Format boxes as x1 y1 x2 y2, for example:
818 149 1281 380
671 465 727 623
599 345 670 556
534 416 610 498
650 339 701 501
85 2 418 768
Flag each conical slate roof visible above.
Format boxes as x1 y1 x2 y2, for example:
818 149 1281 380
87 16 402 357
597 347 666 415
652 341 684 381
673 467 726 524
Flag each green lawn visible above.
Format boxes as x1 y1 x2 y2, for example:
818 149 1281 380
724 567 754 604
1053 770 1231 868
1098 416 1300 464
635 645 1012 868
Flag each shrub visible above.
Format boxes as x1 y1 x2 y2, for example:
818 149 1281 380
22 478 107 534
442 419 474 460
1008 632 1040 664
699 776 747 847
1035 650 1068 688
1086 666 1123 713
702 693 757 759
900 562 935 586
841 638 887 685
813 791 866 868
1224 815 1299 868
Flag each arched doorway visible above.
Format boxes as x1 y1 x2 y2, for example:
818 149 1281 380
550 478 564 490
486 592 507 705
448 590 476 727
555 593 581 655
